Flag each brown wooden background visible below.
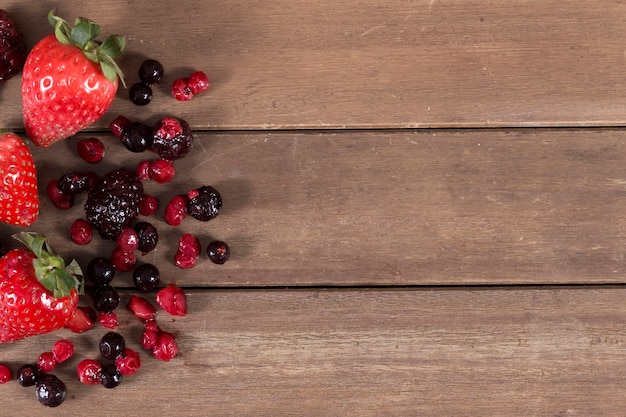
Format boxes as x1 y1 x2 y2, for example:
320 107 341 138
2 1 626 415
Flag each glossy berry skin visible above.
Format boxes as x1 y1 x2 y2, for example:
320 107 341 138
109 115 130 138
116 226 139 252
86 257 115 285
121 121 152 152
52 339 74 363
17 364 40 387
127 295 157 321
151 116 193 161
139 194 159 216
58 171 89 194
98 310 119 329
207 240 231 264
36 374 67 407
142 321 159 350
22 35 119 147
0 9 27 81
111 246 137 272
0 132 39 226
165 194 189 226
134 221 159 254
187 185 222 221
188 71 210 94
115 348 141 376
91 284 120 312
47 180 75 210
99 331 126 360
138 59 164 84
100 363 122 388
149 159 176 183
64 306 95 333
156 285 187 316
175 233 201 269
129 82 152 105
170 77 193 101
37 351 57 373
0 364 11 383
70 218 93 245
152 331 179 361
76 359 102 385
133 263 161 291
77 137 105 163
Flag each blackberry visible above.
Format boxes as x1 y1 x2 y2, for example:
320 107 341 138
35 374 66 407
186 185 222 221
85 168 143 240
57 171 89 194
121 121 152 152
0 10 26 81
151 117 193 161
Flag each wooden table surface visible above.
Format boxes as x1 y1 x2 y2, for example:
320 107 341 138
2 1 626 415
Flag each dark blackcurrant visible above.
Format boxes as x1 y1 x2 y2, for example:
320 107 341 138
187 185 222 221
86 257 115 285
207 240 230 264
91 284 120 312
133 263 161 291
134 221 159 254
57 171 89 194
120 121 152 152
138 59 164 84
99 331 126 360
100 364 122 388
35 374 66 407
16 364 40 387
129 82 152 105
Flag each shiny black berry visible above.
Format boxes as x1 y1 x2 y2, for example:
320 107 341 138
86 257 115 285
187 186 222 221
207 240 230 264
57 171 89 194
99 332 125 360
133 263 160 291
134 221 159 254
91 284 120 312
16 364 40 387
0 9 26 81
121 121 152 152
129 82 152 105
36 374 66 407
138 59 164 84
100 364 122 388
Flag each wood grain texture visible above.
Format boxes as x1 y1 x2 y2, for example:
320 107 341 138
1 128 625 286
3 287 626 416
1 0 626 129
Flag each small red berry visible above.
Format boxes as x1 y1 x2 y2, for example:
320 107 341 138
52 340 74 363
77 137 105 163
149 159 176 183
115 348 141 376
47 179 75 210
139 194 159 216
174 233 201 269
109 115 131 138
116 226 139 252
141 320 160 350
76 359 102 385
171 77 193 100
0 364 11 384
152 331 179 361
37 351 57 373
98 311 119 329
188 71 210 94
70 218 93 245
165 194 189 226
156 285 187 316
111 247 136 272
127 295 157 321
136 160 151 180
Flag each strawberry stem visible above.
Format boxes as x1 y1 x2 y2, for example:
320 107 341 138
13 232 84 298
47 10 126 87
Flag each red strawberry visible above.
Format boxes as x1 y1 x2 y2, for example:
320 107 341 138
0 232 84 343
21 11 126 147
0 132 39 226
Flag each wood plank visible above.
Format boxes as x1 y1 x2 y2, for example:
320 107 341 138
1 0 626 130
2 287 626 416
0 128 625 286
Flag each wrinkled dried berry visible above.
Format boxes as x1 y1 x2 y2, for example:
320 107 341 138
187 185 222 221
151 117 193 161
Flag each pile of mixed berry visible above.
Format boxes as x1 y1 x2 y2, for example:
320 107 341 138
0 9 230 407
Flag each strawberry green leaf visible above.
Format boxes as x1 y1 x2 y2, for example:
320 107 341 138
100 35 126 58
70 20 100 49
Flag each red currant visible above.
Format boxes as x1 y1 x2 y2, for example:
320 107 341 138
76 359 102 385
70 218 93 245
51 340 74 363
0 364 11 384
77 137 105 163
